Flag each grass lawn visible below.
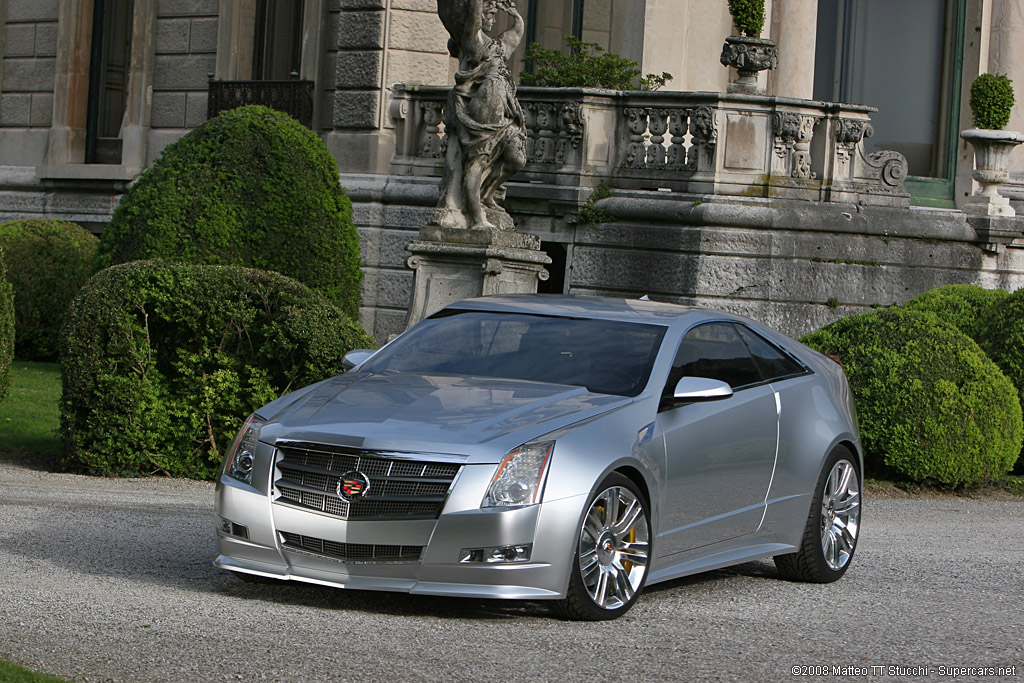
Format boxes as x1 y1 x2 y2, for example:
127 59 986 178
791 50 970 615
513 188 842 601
0 361 61 456
0 660 68 682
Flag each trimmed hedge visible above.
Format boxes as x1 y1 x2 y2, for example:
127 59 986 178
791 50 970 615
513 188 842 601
97 105 363 320
0 219 99 360
801 307 1022 486
902 284 1008 343
0 249 13 403
60 260 375 479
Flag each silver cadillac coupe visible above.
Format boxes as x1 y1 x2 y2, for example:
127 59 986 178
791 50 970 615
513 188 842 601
215 295 862 620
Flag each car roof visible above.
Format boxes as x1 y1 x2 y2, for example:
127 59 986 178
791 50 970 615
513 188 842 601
444 294 708 326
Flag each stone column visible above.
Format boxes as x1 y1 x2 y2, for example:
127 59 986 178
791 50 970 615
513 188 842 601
988 0 1024 181
768 0 817 99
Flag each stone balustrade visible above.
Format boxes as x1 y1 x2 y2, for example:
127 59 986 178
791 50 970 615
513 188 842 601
390 84 910 208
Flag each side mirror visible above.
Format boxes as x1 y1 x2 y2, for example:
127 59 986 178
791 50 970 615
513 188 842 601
672 376 734 401
342 349 375 371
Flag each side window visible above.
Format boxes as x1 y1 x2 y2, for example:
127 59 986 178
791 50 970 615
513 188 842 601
666 323 762 394
735 325 807 382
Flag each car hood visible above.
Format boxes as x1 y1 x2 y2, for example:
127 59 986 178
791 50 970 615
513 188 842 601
257 372 631 461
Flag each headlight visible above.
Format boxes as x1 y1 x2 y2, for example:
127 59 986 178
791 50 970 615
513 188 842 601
223 414 266 485
481 441 554 508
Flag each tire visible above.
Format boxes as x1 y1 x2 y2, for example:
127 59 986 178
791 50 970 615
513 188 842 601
775 446 861 583
552 473 651 621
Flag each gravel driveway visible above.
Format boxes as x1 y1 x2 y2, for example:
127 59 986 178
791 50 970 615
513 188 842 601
0 458 1021 682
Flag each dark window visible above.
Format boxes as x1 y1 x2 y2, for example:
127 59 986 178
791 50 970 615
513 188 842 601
538 242 567 294
360 310 667 397
254 0 304 81
86 0 134 164
666 323 762 394
735 325 807 382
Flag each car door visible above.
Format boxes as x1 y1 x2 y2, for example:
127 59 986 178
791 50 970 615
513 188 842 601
655 322 780 556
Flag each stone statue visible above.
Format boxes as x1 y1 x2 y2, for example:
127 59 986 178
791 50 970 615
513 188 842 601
436 0 527 230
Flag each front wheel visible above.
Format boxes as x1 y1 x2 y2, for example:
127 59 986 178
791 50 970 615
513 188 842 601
553 473 651 620
775 446 861 582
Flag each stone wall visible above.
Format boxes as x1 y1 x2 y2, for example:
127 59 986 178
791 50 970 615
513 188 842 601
0 0 59 166
569 194 1024 338
344 171 1024 343
149 0 219 164
325 0 450 174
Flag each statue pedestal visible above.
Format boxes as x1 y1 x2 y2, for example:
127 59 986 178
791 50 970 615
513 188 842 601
405 225 551 327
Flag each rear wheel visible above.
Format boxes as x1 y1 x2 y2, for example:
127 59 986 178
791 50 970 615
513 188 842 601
775 446 861 582
553 473 651 620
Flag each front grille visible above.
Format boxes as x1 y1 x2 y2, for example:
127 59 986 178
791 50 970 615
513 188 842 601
279 531 423 563
273 442 462 521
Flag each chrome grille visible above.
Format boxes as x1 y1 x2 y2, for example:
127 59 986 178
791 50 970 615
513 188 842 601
273 442 462 521
279 531 423 563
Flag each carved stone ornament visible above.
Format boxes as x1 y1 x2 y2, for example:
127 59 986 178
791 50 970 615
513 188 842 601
960 128 1024 217
720 35 778 95
773 112 820 179
434 0 528 230
836 119 874 146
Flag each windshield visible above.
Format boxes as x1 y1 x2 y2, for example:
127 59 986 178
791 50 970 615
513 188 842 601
360 310 667 397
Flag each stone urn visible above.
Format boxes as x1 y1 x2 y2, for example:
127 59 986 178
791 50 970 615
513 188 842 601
960 128 1024 216
720 35 778 95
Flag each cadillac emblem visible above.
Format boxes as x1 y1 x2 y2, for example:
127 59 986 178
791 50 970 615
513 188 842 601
337 471 370 502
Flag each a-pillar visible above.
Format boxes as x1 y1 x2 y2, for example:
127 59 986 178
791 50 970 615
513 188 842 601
768 0 817 99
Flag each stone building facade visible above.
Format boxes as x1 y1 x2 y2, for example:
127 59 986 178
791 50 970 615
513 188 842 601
1 0 1024 342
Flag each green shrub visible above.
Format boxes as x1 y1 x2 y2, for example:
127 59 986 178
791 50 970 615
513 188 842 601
97 105 363 319
978 287 1024 405
728 0 766 37
60 260 375 479
902 284 1009 343
0 250 13 403
0 219 99 360
801 307 1022 486
578 184 613 224
521 36 672 90
969 73 1015 130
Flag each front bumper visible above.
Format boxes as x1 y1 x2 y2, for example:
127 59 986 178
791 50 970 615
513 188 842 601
214 464 585 600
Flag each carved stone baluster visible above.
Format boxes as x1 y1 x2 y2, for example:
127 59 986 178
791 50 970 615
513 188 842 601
624 108 650 169
667 109 689 170
646 109 669 168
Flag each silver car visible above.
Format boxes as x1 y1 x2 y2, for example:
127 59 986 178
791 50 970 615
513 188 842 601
215 295 862 620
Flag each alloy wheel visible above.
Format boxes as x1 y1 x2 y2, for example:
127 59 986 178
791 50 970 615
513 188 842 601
820 458 860 571
578 485 650 610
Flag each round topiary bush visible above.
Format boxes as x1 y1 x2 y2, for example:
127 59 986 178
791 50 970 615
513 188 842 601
97 105 363 320
0 249 13 403
801 307 1022 486
902 284 1008 343
728 0 766 37
0 218 100 360
60 260 376 479
969 73 1015 130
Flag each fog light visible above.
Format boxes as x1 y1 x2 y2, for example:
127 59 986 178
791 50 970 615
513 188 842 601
218 517 249 540
459 543 532 564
